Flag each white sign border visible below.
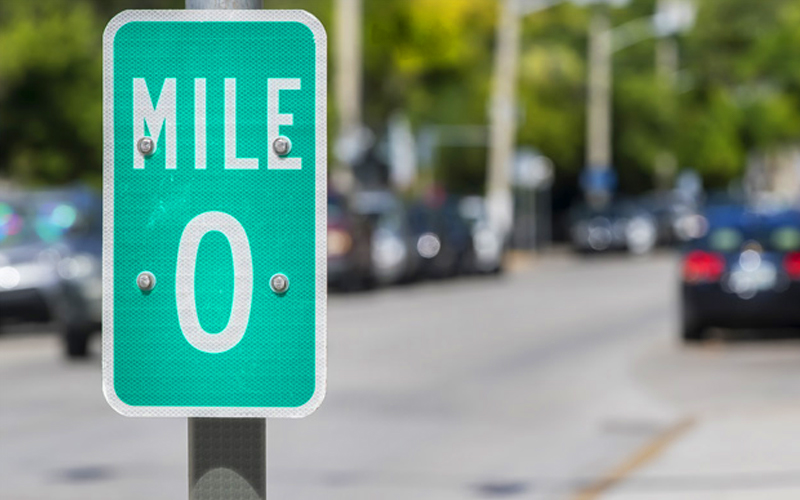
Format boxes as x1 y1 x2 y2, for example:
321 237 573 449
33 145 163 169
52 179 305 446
102 9 327 418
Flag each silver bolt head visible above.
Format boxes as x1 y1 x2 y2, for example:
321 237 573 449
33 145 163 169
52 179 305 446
137 137 155 156
273 136 292 156
137 271 156 292
270 273 289 294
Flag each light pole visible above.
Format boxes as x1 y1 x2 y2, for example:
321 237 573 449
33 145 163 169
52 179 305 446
584 6 614 208
486 0 627 239
653 0 696 189
334 0 363 194
582 0 695 206
486 0 522 239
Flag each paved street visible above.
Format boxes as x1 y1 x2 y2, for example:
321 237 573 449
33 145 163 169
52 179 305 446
5 252 800 499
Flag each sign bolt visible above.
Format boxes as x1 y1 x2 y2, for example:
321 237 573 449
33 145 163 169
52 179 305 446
270 273 289 294
137 136 156 156
137 271 156 292
273 136 292 156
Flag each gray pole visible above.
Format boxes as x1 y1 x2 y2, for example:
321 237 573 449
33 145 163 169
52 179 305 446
654 35 679 190
656 35 679 86
189 419 266 500
184 1 265 497
335 0 363 187
486 0 521 239
585 7 612 207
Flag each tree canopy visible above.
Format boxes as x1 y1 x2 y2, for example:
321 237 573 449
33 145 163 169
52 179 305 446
2 0 799 195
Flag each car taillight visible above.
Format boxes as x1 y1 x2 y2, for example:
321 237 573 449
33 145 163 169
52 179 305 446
327 228 353 257
683 250 725 283
784 252 800 280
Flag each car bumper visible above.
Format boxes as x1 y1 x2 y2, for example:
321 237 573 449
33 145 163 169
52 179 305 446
328 255 370 285
683 283 800 328
0 287 52 323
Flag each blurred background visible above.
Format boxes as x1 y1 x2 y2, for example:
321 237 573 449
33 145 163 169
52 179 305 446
7 0 800 498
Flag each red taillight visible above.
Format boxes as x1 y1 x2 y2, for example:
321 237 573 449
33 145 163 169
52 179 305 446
784 252 800 280
683 250 725 283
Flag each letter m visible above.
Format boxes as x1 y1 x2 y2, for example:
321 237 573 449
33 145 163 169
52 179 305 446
133 78 176 169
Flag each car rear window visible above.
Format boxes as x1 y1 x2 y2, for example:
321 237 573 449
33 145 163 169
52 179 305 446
770 226 800 252
707 227 744 252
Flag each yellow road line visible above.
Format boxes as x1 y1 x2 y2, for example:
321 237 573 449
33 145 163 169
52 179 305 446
572 417 695 500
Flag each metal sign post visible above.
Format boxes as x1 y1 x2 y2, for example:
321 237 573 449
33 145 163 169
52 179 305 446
189 418 266 499
101 3 327 499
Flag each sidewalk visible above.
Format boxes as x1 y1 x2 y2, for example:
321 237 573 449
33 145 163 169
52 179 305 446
596 407 800 499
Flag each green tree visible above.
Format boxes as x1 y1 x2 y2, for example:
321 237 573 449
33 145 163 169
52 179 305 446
5 0 800 195
0 0 103 185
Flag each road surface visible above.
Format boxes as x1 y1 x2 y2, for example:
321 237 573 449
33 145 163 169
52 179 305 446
4 252 800 499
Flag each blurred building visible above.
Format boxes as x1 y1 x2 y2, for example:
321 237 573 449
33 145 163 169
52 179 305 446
746 146 800 206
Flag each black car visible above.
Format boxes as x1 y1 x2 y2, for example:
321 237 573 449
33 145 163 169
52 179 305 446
351 190 421 286
570 201 658 255
0 187 102 357
639 191 703 246
681 205 800 341
327 191 374 290
407 199 474 279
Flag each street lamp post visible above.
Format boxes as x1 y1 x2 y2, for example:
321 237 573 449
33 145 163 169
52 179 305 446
584 7 614 208
334 0 363 194
486 0 578 240
486 0 628 239
486 0 523 239
653 0 696 188
582 0 695 205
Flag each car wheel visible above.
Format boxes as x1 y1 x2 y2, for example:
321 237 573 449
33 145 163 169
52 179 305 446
339 272 374 292
491 260 504 275
681 312 705 343
64 325 91 359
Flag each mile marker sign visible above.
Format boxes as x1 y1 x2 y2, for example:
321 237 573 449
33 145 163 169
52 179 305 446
102 10 326 418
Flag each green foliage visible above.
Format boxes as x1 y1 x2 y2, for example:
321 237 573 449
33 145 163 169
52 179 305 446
0 0 327 187
4 0 800 192
517 4 589 175
0 0 103 186
363 0 496 128
666 0 800 188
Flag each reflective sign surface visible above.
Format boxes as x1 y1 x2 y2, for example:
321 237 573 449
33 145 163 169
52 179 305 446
102 10 327 418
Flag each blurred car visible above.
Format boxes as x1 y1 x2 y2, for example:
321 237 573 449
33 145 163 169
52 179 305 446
327 191 374 290
352 190 421 286
0 187 102 358
407 198 474 279
681 205 800 341
570 200 658 255
639 191 703 246
458 196 505 274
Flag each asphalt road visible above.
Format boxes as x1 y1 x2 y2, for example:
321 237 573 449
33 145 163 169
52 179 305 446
4 252 800 499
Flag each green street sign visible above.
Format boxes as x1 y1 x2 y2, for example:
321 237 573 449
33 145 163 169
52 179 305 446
102 10 327 418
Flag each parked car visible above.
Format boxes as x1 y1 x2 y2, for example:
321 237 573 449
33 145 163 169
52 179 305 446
351 190 421 286
458 196 504 274
327 191 374 290
570 200 658 255
0 194 47 326
639 191 703 246
681 204 800 342
0 187 102 358
407 198 474 279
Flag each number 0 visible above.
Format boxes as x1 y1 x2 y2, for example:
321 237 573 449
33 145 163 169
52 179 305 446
176 211 253 353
